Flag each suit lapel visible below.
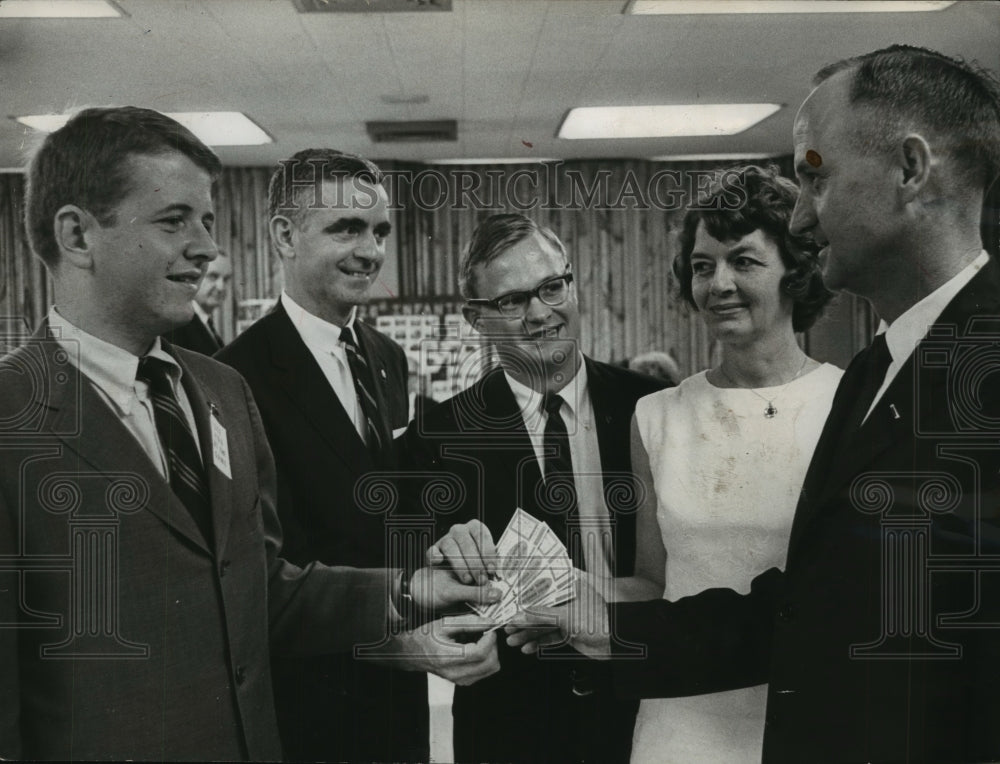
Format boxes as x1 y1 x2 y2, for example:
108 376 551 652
176 356 232 558
195 316 222 352
476 369 545 505
36 332 212 554
583 357 633 573
265 304 371 473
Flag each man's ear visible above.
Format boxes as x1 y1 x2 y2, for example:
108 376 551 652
53 204 96 270
461 305 481 331
898 134 932 202
269 214 297 259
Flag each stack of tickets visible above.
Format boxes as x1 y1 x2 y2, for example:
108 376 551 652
472 508 576 627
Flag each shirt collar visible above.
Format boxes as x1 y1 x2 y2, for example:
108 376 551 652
281 291 358 347
878 250 989 364
504 354 589 425
191 300 211 325
47 307 181 416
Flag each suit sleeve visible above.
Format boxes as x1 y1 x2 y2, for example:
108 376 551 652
0 486 22 759
611 566 782 699
236 375 397 655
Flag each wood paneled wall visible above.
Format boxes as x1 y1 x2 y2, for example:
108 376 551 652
0 174 49 347
4 160 997 373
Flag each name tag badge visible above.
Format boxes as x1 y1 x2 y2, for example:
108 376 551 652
210 410 232 479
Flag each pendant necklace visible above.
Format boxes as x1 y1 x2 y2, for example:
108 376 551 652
716 355 810 419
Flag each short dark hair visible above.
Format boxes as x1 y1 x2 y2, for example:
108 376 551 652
459 213 567 299
267 148 383 224
815 44 1000 191
674 164 833 333
25 106 221 267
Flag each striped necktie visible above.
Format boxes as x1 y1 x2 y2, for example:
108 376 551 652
339 326 384 460
137 356 214 544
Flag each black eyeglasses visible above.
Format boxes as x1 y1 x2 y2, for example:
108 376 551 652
466 272 574 318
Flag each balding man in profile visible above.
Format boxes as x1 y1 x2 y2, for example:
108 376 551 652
509 45 1000 763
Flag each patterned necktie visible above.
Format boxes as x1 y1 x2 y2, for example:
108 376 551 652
137 356 214 544
339 326 384 461
543 392 584 569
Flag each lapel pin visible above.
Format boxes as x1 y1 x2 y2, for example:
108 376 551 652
889 403 901 420
380 369 387 379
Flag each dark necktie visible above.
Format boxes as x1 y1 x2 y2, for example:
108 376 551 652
340 326 385 461
137 356 214 544
846 332 893 433
809 331 894 482
543 392 584 569
205 315 223 347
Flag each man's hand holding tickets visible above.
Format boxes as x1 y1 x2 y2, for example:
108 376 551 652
429 509 579 629
426 518 497 585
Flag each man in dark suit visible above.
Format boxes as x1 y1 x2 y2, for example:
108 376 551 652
216 148 427 762
0 107 499 761
165 249 232 354
509 46 1000 763
405 213 668 763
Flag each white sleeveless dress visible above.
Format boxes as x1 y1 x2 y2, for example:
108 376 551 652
629 364 843 764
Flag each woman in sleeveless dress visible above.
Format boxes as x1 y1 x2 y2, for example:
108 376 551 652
621 165 842 763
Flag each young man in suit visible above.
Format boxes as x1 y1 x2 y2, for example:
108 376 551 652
509 46 1000 763
216 149 426 762
406 213 668 763
0 107 499 761
165 249 232 354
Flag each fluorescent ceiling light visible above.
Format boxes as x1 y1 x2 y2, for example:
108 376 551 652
559 104 782 140
0 0 122 18
15 111 272 146
626 1 954 13
427 158 559 165
648 153 777 161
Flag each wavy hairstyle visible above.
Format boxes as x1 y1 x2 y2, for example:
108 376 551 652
673 164 833 333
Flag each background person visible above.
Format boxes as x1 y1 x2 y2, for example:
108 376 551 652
628 350 681 386
166 248 232 353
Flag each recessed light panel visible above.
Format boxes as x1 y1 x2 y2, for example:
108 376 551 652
626 1 955 14
559 104 782 140
648 153 776 162
0 0 122 18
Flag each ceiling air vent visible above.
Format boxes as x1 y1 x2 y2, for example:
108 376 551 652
366 120 457 143
293 0 451 12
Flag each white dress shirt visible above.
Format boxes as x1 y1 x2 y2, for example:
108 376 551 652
505 360 614 579
48 307 202 479
865 250 989 421
280 291 368 443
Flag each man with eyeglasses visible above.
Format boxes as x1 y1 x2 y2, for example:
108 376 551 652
403 213 667 763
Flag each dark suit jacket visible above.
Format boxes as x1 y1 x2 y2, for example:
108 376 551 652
613 256 1000 763
164 314 222 356
404 358 667 764
215 303 427 762
0 329 394 762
